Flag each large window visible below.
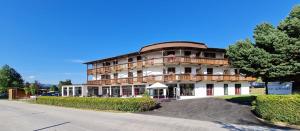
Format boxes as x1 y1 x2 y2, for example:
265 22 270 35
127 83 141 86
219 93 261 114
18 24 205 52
102 87 110 96
75 87 82 96
204 52 216 58
63 87 67 96
184 67 192 74
87 87 98 96
122 86 132 96
180 84 195 96
167 67 176 74
111 86 120 97
207 68 213 75
69 87 73 96
184 51 191 56
134 85 145 95
224 84 228 95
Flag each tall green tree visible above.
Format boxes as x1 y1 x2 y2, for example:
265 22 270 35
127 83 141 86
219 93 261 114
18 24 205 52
227 5 300 93
58 79 72 94
0 65 24 93
49 85 58 92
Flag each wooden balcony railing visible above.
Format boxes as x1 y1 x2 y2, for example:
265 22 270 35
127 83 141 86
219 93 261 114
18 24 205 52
87 56 229 75
86 74 256 85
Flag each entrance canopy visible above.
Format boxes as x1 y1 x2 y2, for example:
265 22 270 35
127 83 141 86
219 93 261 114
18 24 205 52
147 82 168 89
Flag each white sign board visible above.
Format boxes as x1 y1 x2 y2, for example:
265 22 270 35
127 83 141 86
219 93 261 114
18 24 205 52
268 82 292 95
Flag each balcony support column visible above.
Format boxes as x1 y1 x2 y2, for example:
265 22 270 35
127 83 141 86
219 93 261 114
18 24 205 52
132 85 135 97
72 86 75 96
109 86 112 97
66 87 69 96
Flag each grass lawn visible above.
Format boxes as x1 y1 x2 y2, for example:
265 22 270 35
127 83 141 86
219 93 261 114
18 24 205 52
217 95 259 105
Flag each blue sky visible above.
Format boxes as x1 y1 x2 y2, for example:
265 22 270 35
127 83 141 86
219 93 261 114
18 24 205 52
0 0 298 84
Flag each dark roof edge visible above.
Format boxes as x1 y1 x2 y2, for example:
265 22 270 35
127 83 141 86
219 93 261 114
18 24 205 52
139 41 207 52
83 52 139 64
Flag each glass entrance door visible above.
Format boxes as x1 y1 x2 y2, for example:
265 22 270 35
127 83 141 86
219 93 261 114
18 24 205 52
166 84 177 98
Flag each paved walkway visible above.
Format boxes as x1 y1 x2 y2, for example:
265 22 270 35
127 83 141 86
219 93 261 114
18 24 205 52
0 100 289 131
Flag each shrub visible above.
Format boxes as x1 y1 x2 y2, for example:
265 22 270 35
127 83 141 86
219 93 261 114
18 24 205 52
35 96 157 112
254 95 300 125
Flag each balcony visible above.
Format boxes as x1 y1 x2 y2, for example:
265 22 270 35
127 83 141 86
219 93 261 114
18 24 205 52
86 74 256 85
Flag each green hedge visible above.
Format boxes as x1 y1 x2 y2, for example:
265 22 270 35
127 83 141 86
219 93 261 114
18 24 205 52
254 95 300 125
35 96 157 112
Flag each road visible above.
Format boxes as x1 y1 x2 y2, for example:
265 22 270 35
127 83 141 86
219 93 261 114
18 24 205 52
0 100 284 131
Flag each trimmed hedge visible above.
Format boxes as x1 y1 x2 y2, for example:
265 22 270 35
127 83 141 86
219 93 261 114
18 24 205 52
35 96 157 112
254 95 300 125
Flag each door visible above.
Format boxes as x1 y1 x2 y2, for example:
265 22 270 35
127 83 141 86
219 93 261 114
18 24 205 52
235 84 241 95
224 84 228 95
128 72 133 84
206 84 214 96
137 70 143 83
167 84 177 98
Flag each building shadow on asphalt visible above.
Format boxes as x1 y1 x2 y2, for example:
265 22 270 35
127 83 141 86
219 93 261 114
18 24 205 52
224 95 257 106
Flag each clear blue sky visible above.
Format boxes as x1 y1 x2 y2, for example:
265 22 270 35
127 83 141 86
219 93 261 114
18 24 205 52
0 0 298 84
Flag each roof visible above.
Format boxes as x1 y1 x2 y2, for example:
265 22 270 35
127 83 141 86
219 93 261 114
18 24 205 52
140 41 207 53
83 41 225 64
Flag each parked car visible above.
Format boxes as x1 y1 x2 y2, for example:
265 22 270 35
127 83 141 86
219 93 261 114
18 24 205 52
40 92 59 96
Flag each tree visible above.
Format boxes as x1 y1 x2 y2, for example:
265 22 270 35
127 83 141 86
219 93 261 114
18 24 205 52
58 80 72 94
23 82 31 96
29 84 37 96
227 5 300 93
49 85 58 92
0 65 24 93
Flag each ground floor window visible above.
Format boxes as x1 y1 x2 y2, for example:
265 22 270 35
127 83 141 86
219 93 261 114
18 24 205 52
224 84 228 95
75 87 82 96
69 87 73 96
102 86 110 96
153 89 164 98
87 87 98 96
122 86 132 96
111 86 120 97
63 87 67 96
180 84 195 96
134 85 145 95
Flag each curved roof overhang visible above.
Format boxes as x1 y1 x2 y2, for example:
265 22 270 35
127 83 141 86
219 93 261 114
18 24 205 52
139 41 208 53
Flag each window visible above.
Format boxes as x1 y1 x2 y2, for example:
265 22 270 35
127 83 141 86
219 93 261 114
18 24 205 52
111 86 120 97
204 52 216 58
69 87 73 96
128 72 133 77
184 67 192 74
134 85 145 95
224 84 228 95
196 52 201 57
165 51 175 56
180 84 195 96
113 73 118 79
122 86 132 96
184 51 191 56
102 87 110 96
103 62 110 66
128 58 133 62
63 87 67 96
137 56 142 61
207 68 213 75
113 60 118 65
75 87 82 96
87 87 98 96
167 67 176 74
101 75 110 80
234 69 239 75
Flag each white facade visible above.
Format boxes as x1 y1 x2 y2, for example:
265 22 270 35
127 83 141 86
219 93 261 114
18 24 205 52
63 42 254 99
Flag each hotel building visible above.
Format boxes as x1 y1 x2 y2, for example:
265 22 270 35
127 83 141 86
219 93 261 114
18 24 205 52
62 41 255 99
